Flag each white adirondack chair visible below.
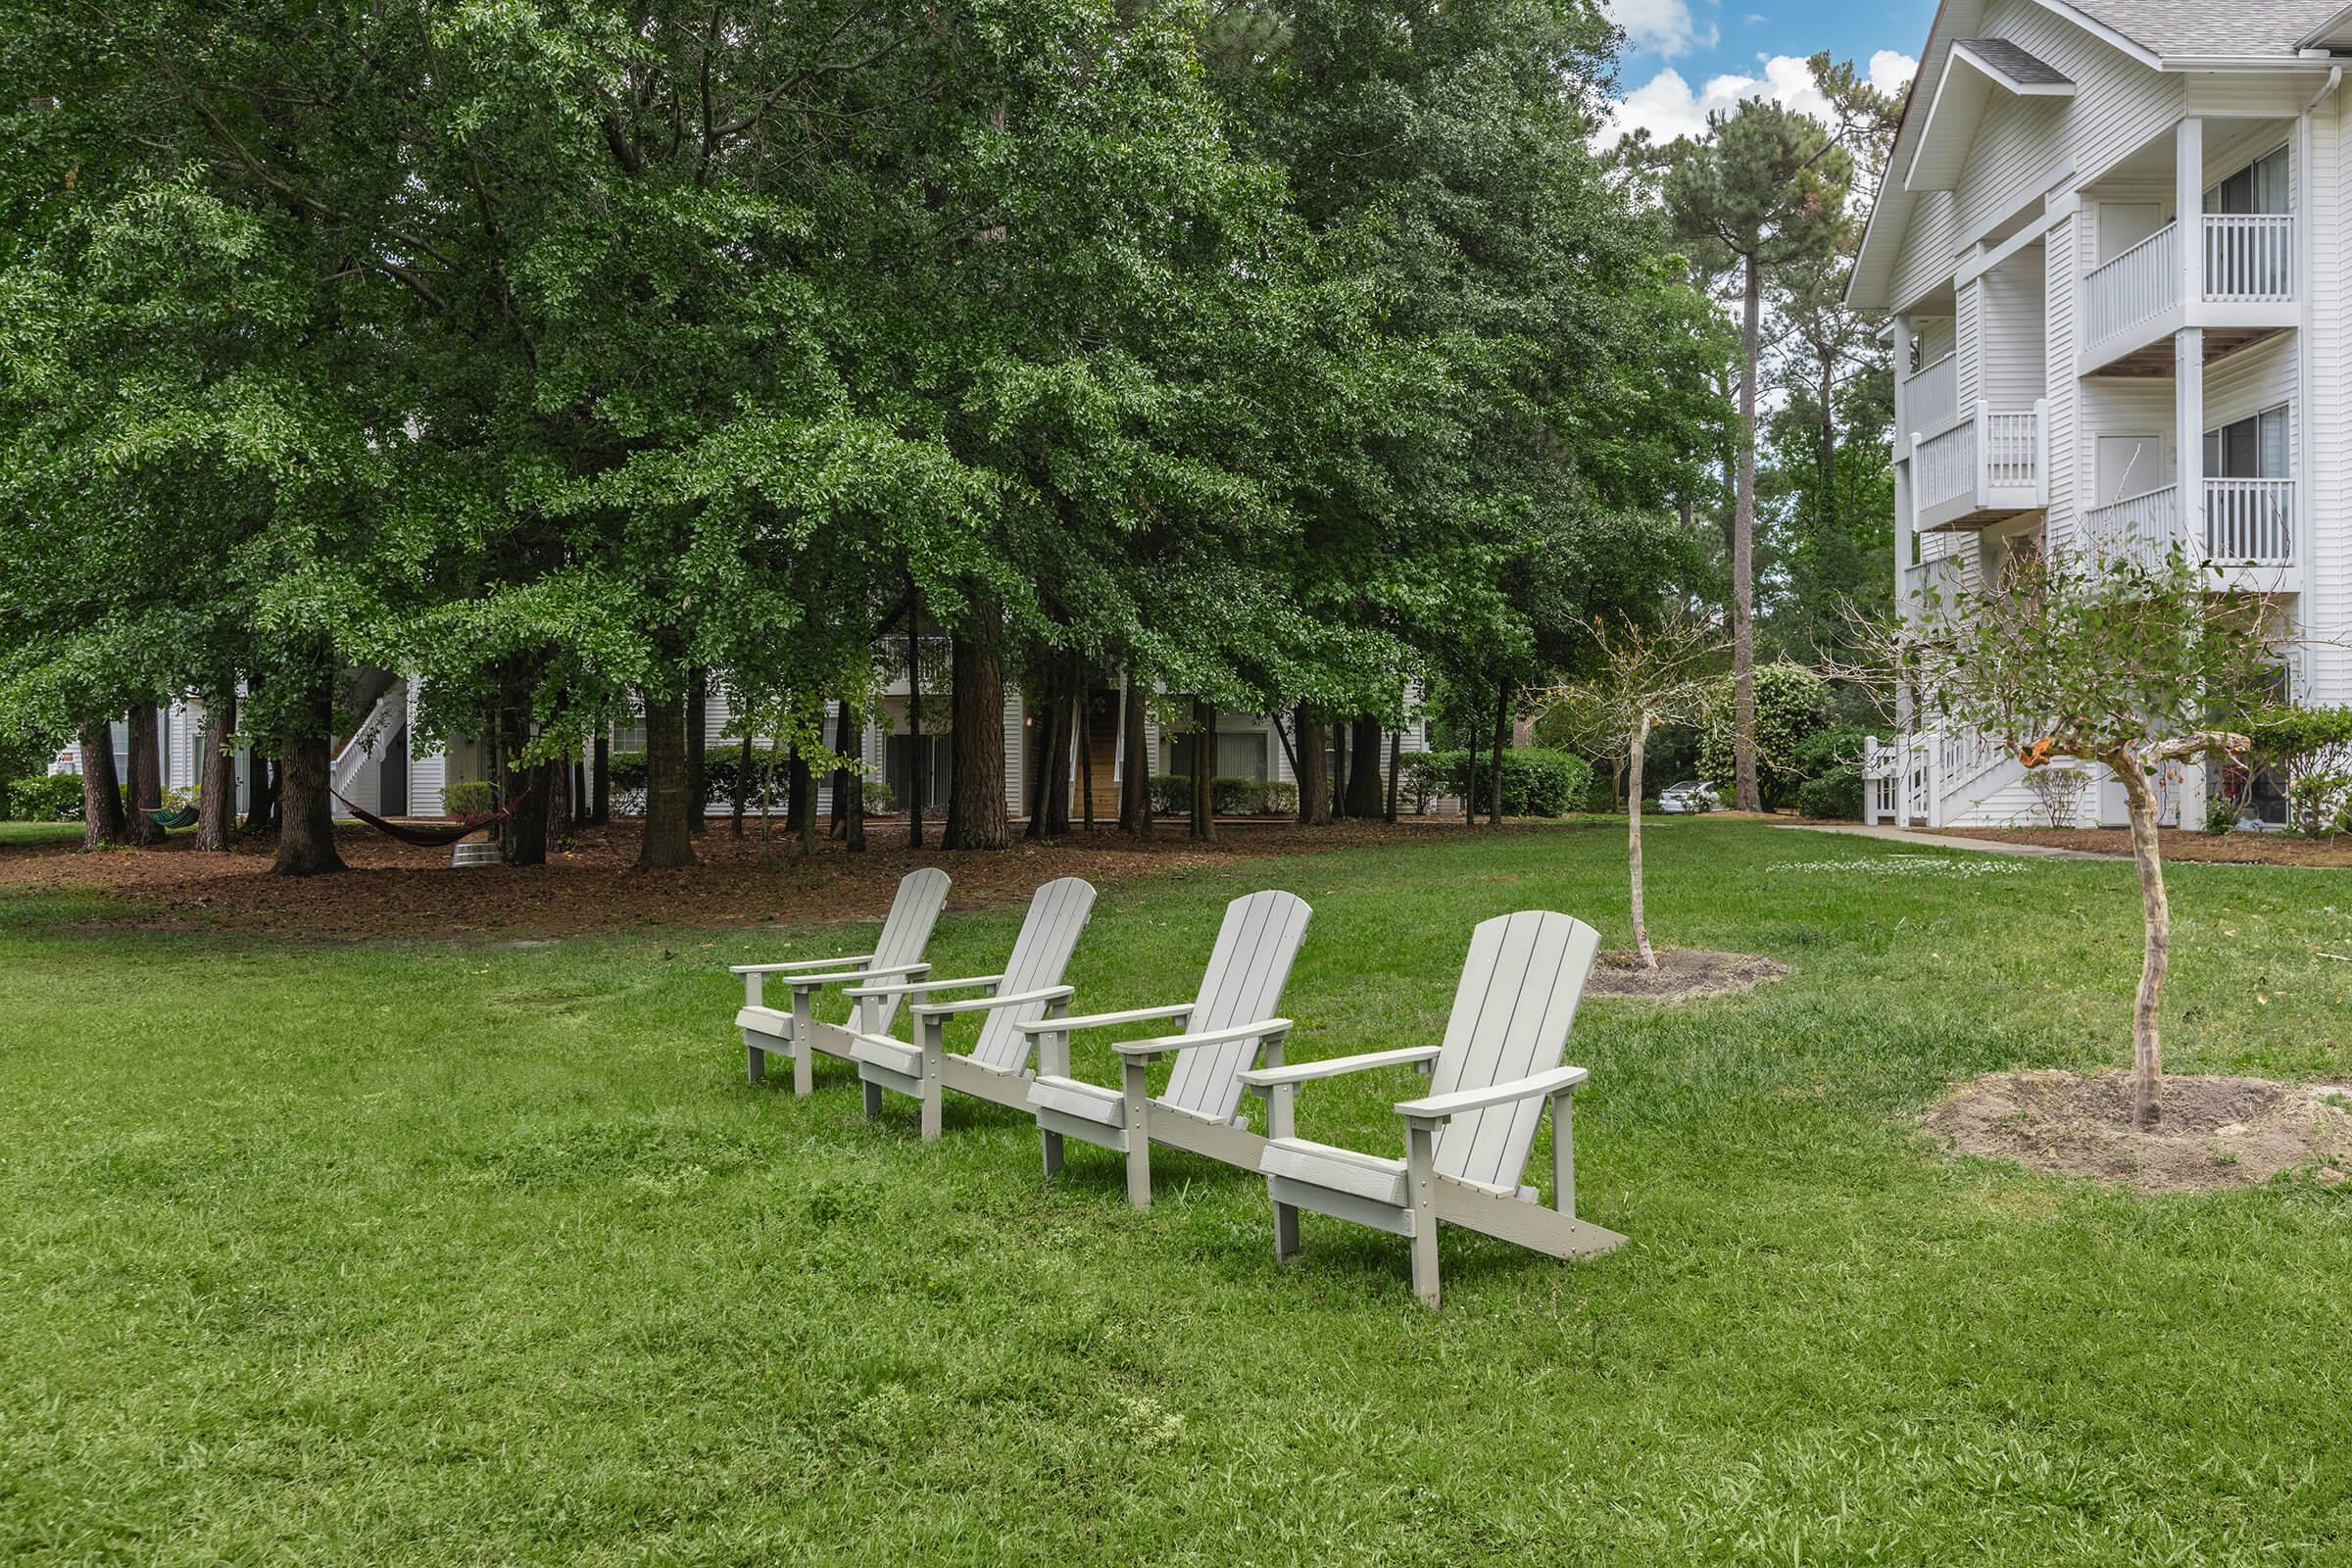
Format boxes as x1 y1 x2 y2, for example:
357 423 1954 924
847 876 1097 1141
729 866 950 1095
1237 909 1624 1306
1023 889 1312 1206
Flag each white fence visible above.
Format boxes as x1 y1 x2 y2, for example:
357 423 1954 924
1984 410 2040 489
2202 213 2293 302
2082 479 2295 568
2082 484 2181 568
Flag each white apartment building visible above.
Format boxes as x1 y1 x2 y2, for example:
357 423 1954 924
1852 0 2352 827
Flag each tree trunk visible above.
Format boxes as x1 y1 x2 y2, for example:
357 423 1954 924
1079 678 1096 833
547 755 571 842
1297 709 1330 826
245 753 277 834
732 731 754 838
1189 701 1217 842
634 685 695 869
828 702 850 839
123 706 166 846
907 616 928 850
791 745 816 857
1121 670 1152 837
591 733 611 824
841 700 866 852
572 759 589 828
496 694 550 867
951 622 1008 850
2111 750 2171 1130
1025 666 1059 843
1385 727 1400 824
1489 682 1510 825
1331 718 1349 819
1629 713 1655 968
195 692 236 852
78 718 124 848
685 671 708 834
1345 715 1384 817
1732 250 1763 813
270 664 345 876
1046 676 1074 837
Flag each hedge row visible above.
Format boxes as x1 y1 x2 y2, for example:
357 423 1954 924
1397 748 1592 817
7 773 84 821
1145 775 1298 816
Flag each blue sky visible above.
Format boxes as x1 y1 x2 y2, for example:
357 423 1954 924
1602 0 1940 143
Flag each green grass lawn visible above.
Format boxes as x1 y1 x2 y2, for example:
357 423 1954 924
4 819 2350 1564
0 820 85 846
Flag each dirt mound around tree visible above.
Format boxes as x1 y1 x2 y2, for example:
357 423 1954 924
1925 1069 2352 1192
1585 948 1787 1001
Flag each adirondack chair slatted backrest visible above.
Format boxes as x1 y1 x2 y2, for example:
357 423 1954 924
1429 910 1601 1191
1162 890 1312 1121
970 877 1099 1069
865 868 952 1033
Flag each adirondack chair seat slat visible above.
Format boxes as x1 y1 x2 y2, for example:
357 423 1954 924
1024 890 1313 1207
1028 1074 1125 1128
730 867 951 1097
1262 1138 1409 1206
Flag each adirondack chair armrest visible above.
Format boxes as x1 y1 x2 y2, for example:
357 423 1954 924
1014 1003 1194 1036
1239 1046 1442 1091
730 954 874 976
1113 1018 1292 1060
1395 1065 1590 1127
844 972 1004 1001
909 984 1073 1019
781 960 929 994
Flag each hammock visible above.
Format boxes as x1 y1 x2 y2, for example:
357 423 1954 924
146 806 199 829
331 786 537 850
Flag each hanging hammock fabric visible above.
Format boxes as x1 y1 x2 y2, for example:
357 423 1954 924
145 806 199 829
331 787 537 850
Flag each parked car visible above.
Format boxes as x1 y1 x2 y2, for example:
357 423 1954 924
1657 780 1720 815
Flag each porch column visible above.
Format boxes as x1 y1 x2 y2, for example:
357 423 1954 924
2177 117 2203 308
2176 118 2205 559
1892 312 1917 618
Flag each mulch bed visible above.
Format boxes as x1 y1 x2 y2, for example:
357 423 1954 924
1933 826 2352 866
1924 1069 2352 1192
0 817 1511 941
1585 948 1787 1001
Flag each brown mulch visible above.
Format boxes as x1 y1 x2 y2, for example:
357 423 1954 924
0 817 1505 941
1924 1069 2352 1192
1934 826 2352 866
1585 947 1787 1001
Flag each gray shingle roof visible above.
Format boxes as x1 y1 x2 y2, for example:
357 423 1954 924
1953 36 2072 84
2067 0 2346 58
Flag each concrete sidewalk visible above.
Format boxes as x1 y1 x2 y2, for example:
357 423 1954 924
1776 822 2125 860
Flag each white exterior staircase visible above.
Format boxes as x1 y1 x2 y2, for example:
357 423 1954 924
329 680 408 815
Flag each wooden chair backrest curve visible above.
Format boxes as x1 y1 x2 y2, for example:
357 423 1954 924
1162 890 1313 1121
970 877 1098 1070
866 868 952 1034
1429 910 1600 1191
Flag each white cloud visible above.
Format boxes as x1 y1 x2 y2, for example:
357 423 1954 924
1601 49 1917 146
1604 0 1719 60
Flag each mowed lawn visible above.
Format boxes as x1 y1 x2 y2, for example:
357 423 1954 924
3 820 2350 1565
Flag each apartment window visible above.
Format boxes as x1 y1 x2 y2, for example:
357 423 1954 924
2205 146 2288 216
1168 731 1268 781
2203 404 2289 479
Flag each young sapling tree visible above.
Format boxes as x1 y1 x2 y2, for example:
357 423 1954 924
1535 613 1722 968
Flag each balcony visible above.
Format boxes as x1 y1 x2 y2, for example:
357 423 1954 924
1902 351 1957 432
2080 477 2296 589
1912 401 2047 532
2080 215 2296 375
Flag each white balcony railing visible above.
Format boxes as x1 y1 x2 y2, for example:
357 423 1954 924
1915 417 1976 514
1912 402 2046 527
2083 215 2297 350
2202 214 2293 302
1904 352 1957 431
2204 477 2295 564
1984 409 2041 488
2082 479 2295 569
2083 222 2181 345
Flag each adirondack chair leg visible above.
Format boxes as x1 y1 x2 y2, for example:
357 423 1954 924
919 1016 945 1143
1551 1087 1577 1215
1121 1058 1152 1207
746 1043 766 1086
1042 1128 1064 1177
790 986 816 1098
1273 1198 1300 1261
1407 1121 1442 1307
861 1079 882 1119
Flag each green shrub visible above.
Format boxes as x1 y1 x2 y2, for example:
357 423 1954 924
1147 775 1298 815
2285 771 2349 837
2206 794 2240 836
1795 768 1864 821
2243 705 2352 775
1404 748 1592 817
8 773 83 821
1697 662 1835 808
442 781 497 818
